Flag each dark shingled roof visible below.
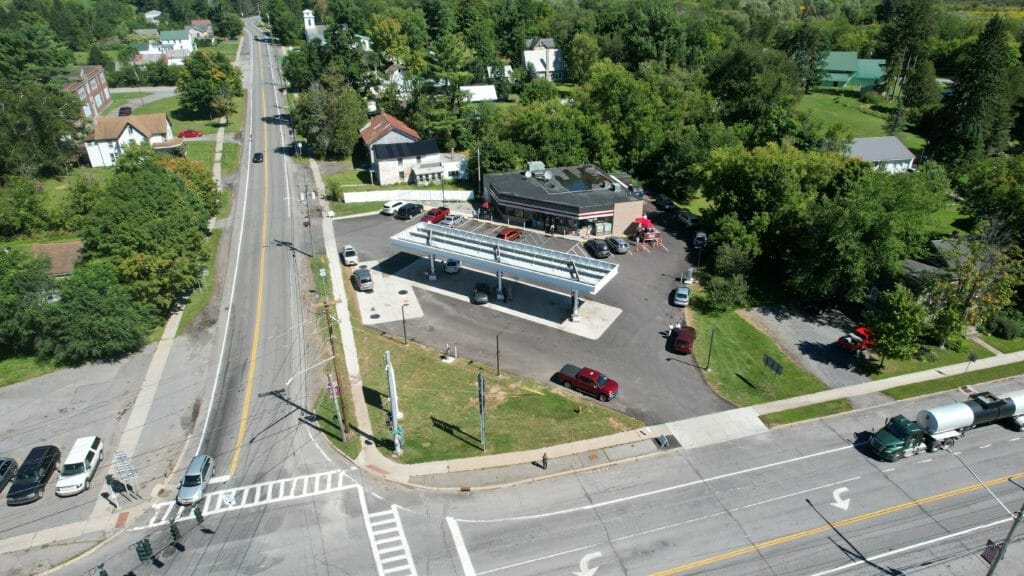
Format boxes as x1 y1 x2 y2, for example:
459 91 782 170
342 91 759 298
374 140 439 161
484 165 637 212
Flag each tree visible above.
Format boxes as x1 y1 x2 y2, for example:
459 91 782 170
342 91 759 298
703 274 749 314
292 80 366 159
519 79 558 103
212 4 243 38
958 155 1024 246
0 177 48 236
86 45 113 71
0 246 54 357
884 102 906 135
902 59 941 109
0 82 80 183
80 145 208 314
35 259 151 366
429 33 475 109
176 51 243 119
566 31 600 83
0 14 72 85
782 20 829 93
877 0 937 102
927 16 1020 164
865 284 925 366
157 156 220 219
922 226 1024 348
368 14 411 66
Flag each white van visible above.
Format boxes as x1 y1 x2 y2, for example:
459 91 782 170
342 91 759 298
56 436 103 496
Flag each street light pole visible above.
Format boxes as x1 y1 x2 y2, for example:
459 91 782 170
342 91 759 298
705 328 716 372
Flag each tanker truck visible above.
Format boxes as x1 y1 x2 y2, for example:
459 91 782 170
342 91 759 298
868 391 1024 462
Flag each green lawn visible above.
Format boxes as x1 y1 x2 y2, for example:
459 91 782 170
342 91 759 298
338 271 641 464
796 92 926 152
134 94 247 134
221 142 241 175
979 333 1024 353
104 91 155 115
200 41 239 58
39 167 114 216
867 340 993 380
884 360 1024 401
329 201 380 217
690 296 830 406
760 399 853 427
920 200 972 238
0 357 57 389
185 141 216 172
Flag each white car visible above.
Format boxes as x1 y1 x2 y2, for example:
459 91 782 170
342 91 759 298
444 259 461 274
440 214 464 227
381 200 405 215
341 245 358 266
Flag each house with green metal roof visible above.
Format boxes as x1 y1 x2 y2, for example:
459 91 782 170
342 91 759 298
819 51 885 91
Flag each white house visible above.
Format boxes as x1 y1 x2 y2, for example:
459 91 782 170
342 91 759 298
144 10 162 24
523 37 565 81
303 9 326 43
189 19 214 41
85 114 180 168
460 84 498 103
848 136 916 173
160 30 194 53
359 113 420 165
374 141 466 186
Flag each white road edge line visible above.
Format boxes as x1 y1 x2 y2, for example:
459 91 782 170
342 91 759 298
457 445 853 524
476 543 596 576
808 515 1012 576
446 517 477 576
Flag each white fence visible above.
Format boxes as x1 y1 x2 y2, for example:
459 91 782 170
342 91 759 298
342 189 474 204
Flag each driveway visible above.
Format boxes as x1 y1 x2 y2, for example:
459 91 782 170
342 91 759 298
741 305 871 388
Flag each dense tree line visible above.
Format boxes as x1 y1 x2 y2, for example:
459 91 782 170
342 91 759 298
0 146 217 365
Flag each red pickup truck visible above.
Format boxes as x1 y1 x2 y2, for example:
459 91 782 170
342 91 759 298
556 364 619 401
421 207 451 223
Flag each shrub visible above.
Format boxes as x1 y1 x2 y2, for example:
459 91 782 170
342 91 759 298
704 274 749 313
985 309 1024 340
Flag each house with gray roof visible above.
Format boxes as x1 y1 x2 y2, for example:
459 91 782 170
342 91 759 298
523 37 565 81
848 136 916 173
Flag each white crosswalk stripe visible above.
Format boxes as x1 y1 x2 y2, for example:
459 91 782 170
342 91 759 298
365 506 417 576
143 469 355 528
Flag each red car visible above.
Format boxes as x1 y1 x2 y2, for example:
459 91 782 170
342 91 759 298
669 325 696 354
178 129 204 138
421 207 451 224
836 326 875 352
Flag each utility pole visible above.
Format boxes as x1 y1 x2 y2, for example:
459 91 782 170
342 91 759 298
477 371 486 451
477 147 482 200
986 498 1024 576
385 351 403 456
323 300 348 440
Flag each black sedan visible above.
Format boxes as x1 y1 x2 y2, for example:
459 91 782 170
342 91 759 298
7 446 59 505
585 239 611 258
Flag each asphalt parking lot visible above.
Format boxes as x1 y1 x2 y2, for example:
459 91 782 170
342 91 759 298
333 204 732 425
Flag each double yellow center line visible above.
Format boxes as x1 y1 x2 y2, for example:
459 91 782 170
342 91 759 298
651 472 1021 575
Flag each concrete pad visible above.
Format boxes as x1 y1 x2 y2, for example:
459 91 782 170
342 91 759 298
354 258 622 339
665 407 768 449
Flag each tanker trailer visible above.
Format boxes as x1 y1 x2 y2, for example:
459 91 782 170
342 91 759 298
869 391 1024 461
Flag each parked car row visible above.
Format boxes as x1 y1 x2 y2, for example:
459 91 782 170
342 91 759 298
584 236 630 259
4 436 104 506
